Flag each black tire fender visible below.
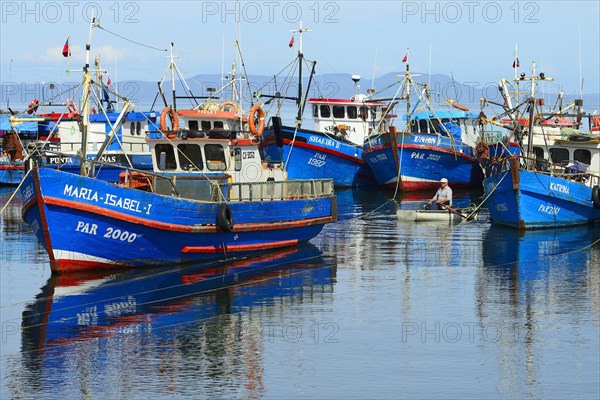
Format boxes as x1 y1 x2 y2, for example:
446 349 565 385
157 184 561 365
216 203 234 232
592 185 600 208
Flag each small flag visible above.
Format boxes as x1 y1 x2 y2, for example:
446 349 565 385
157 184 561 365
289 36 294 48
402 54 408 63
106 77 111 87
512 57 520 68
62 38 70 57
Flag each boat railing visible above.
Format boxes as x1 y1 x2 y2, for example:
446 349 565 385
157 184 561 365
212 179 335 202
504 155 600 188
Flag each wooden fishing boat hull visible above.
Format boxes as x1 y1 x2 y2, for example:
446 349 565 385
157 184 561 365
21 168 337 273
484 167 600 229
260 125 376 188
363 132 484 191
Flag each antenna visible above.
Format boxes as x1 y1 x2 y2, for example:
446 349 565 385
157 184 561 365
290 21 311 126
428 41 432 89
371 47 378 91
221 34 225 95
578 25 583 99
450 71 458 100
7 59 13 109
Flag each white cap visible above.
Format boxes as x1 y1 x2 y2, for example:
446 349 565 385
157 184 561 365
440 178 448 183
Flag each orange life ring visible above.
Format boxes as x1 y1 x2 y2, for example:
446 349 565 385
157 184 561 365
248 104 265 138
160 106 180 136
66 98 78 118
451 102 469 112
27 99 39 115
220 101 238 113
591 116 600 132
89 107 97 114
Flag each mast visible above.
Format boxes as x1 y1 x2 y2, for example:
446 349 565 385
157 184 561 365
169 42 176 110
517 61 553 165
513 44 519 104
80 15 97 176
94 55 102 111
405 50 411 130
290 22 311 126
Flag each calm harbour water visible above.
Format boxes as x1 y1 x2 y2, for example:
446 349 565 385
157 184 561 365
1 186 599 399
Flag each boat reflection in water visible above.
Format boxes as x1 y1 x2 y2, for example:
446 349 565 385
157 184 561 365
482 224 600 277
18 244 335 397
478 224 600 398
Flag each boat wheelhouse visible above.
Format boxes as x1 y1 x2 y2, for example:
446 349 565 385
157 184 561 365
308 96 392 144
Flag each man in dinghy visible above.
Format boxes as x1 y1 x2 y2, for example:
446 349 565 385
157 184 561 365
426 178 453 210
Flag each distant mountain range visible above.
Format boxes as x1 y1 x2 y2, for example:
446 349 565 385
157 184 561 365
2 72 599 116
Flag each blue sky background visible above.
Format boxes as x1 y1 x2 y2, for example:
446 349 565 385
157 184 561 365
1 1 599 101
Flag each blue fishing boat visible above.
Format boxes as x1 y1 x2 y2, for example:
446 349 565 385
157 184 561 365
21 135 335 272
479 63 600 228
258 24 380 188
363 109 485 191
362 66 484 191
260 96 390 188
21 244 333 350
20 21 336 273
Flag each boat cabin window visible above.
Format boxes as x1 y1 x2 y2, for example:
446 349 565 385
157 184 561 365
533 147 544 159
189 120 199 130
204 144 227 171
533 147 548 171
359 106 369 121
347 106 357 119
550 148 569 164
177 143 203 171
136 122 141 135
574 149 591 165
130 122 135 135
234 148 242 171
213 121 224 130
371 108 378 120
409 119 419 133
333 105 345 119
313 105 318 118
419 119 429 133
201 121 212 131
320 105 331 118
154 144 177 170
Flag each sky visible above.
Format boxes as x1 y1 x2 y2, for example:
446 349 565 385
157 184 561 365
1 0 599 106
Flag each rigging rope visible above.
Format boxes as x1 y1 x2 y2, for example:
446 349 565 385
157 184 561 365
96 25 167 52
